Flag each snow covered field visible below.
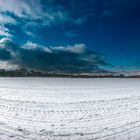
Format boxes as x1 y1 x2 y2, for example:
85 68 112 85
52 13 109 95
0 78 140 140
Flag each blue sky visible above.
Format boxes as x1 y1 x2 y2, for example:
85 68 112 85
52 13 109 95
0 0 140 72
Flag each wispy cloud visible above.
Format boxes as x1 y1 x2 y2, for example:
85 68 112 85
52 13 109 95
65 31 78 37
0 0 42 18
0 0 94 37
0 14 16 24
0 26 12 37
0 0 139 38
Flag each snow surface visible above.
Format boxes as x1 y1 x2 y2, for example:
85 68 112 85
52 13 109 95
0 78 140 139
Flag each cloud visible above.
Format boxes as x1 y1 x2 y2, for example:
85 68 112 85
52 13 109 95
0 14 16 24
22 41 52 53
0 12 16 38
65 31 78 37
0 28 12 37
0 0 72 25
0 0 69 37
0 0 42 18
0 0 139 38
0 0 42 37
0 61 19 70
52 43 86 54
0 38 111 72
0 0 96 37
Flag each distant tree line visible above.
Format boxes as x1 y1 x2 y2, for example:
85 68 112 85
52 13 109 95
0 68 140 78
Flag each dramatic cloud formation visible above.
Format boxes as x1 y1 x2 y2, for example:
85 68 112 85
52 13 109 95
0 0 138 38
0 0 91 38
0 0 139 71
0 38 111 72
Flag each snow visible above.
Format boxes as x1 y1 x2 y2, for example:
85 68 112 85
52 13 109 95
0 78 140 139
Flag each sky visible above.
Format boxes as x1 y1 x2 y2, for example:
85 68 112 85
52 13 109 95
0 0 140 72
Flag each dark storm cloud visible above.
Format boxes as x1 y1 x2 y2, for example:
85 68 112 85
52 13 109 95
0 38 111 72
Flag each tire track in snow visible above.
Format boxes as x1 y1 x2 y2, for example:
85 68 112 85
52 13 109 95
0 78 140 139
0 96 140 139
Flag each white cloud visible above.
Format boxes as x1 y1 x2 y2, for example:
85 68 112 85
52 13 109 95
0 14 16 24
0 0 42 18
0 0 42 37
22 41 52 53
22 41 39 50
0 0 67 24
45 11 68 26
22 41 86 54
25 31 35 37
0 61 18 70
65 44 86 54
0 0 92 38
0 26 12 37
0 0 88 25
51 43 86 54
0 37 12 44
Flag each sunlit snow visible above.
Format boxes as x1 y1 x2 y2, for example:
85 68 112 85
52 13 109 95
0 78 140 140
